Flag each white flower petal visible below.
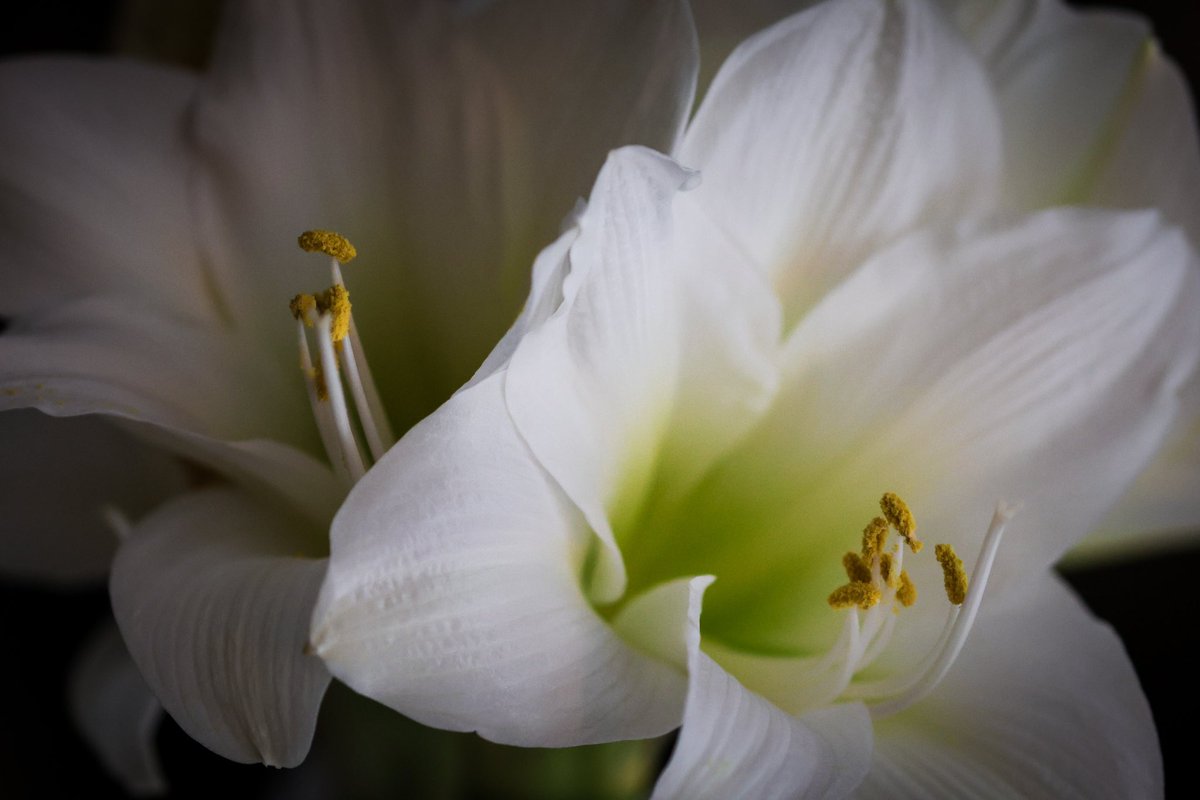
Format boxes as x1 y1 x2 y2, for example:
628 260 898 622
0 294 341 522
0 58 210 319
312 372 685 747
0 409 186 584
505 146 696 602
192 0 698 429
110 488 331 767
652 577 873 800
679 0 1002 324
694 208 1199 652
944 0 1200 244
0 295 303 443
69 624 166 797
858 576 1161 799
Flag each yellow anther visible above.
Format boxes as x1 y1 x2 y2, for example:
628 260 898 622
881 492 922 553
879 552 898 588
861 517 889 559
843 552 872 584
935 543 968 605
315 284 352 342
289 293 317 325
896 570 917 607
298 229 357 263
828 581 882 611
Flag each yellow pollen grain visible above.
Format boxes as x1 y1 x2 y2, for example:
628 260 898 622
935 543 968 605
298 229 357 263
828 581 882 611
315 284 352 342
896 570 917 607
861 516 890 559
289 293 316 325
881 492 922 553
843 551 873 584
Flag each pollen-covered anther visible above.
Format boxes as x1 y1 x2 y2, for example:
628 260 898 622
861 516 889 559
881 492 922 552
828 581 882 610
879 552 897 588
315 284 352 342
896 570 917 607
843 551 873 584
298 229 357 263
935 543 968 605
289 293 316 325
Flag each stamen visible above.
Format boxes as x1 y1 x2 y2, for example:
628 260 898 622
330 260 395 458
843 551 873 584
298 229 357 263
315 314 367 483
881 492 922 552
935 543 968 605
294 311 352 486
315 284 352 342
896 570 917 607
867 504 1015 719
861 517 889 559
828 581 881 610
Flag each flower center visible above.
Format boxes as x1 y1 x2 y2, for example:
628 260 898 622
288 230 395 487
817 493 1014 718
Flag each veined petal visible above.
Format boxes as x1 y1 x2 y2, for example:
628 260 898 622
505 146 697 602
69 624 166 797
312 372 686 747
110 488 331 767
651 577 873 800
858 576 1160 799
679 0 1002 325
690 208 1200 653
0 410 185 584
943 0 1200 244
192 0 698 431
0 295 304 444
0 58 212 320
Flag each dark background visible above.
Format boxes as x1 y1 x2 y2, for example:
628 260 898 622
2 1 1198 797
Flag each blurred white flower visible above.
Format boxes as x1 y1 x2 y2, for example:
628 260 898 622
0 0 697 776
312 0 1200 796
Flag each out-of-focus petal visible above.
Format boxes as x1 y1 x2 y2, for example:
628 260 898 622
858 576 1161 799
192 0 699 431
110 488 331 767
312 372 685 747
0 409 186 584
0 59 211 320
69 623 166 797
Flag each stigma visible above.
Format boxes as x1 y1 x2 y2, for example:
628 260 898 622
812 493 1014 718
288 230 395 487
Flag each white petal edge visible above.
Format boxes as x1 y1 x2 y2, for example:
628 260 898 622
505 146 697 602
652 577 874 800
312 371 686 747
857 575 1161 799
69 624 166 797
110 488 331 767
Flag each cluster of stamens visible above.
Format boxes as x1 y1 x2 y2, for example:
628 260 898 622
289 230 395 487
800 493 1013 718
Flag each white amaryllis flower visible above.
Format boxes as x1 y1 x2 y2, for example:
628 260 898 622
311 0 1200 796
0 0 696 774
